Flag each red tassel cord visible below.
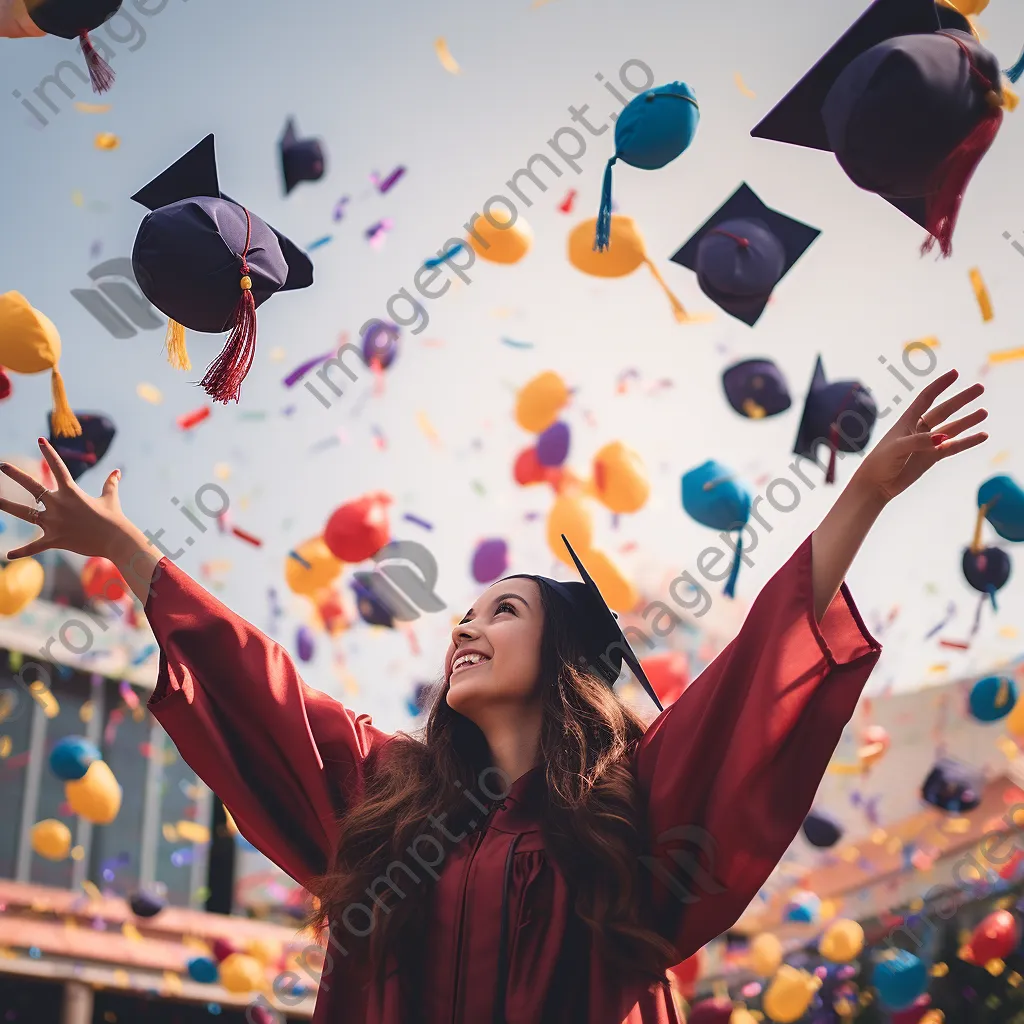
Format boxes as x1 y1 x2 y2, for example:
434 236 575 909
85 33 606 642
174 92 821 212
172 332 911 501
79 31 115 94
200 209 258 404
921 34 1004 259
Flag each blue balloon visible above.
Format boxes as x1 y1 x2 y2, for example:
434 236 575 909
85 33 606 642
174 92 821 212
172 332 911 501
49 735 102 781
979 475 1024 543
872 951 927 1010
969 675 1017 722
296 625 315 663
187 956 219 985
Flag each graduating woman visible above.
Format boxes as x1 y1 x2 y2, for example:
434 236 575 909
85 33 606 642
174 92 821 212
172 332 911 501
0 369 987 1024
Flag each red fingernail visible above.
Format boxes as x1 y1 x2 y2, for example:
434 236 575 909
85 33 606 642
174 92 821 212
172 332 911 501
932 434 949 446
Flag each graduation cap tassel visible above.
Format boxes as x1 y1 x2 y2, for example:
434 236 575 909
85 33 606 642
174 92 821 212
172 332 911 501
79 32 115 94
164 319 191 371
49 369 82 438
642 258 692 323
594 156 617 253
825 425 839 485
724 532 742 599
1004 44 1024 85
971 592 986 637
971 503 990 553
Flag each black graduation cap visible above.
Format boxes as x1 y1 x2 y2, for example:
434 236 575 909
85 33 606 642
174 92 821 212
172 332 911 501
721 357 792 419
963 545 1012 595
26 0 120 93
48 412 115 481
793 356 877 484
504 535 664 713
669 183 820 326
351 577 397 629
279 117 327 196
131 135 313 404
802 808 844 848
921 756 982 812
128 889 166 918
750 0 1003 257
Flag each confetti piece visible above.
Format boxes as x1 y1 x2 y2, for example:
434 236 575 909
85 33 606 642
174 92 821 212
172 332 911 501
970 268 994 322
113 969 130 988
332 196 350 222
72 190 85 207
238 410 267 421
231 526 263 547
943 817 970 834
997 736 1019 760
906 336 939 352
81 880 102 902
136 382 163 404
269 347 286 362
929 663 949 673
284 347 337 387
201 560 233 579
471 480 486 496
74 101 112 114
0 736 10 758
163 971 183 995
734 72 756 98
130 643 157 667
403 513 434 530
370 425 388 451
118 680 139 711
557 189 577 214
94 133 120 151
177 407 211 430
425 243 465 268
213 463 231 482
988 346 1024 364
366 219 394 248
501 337 534 349
939 639 970 650
372 166 406 193
288 550 312 570
176 821 211 844
307 235 333 250
434 37 462 74
122 922 143 943
416 410 441 446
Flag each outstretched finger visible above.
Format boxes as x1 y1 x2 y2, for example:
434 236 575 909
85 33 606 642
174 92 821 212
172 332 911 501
901 368 959 427
0 462 43 500
0 497 41 524
887 431 946 460
932 407 988 439
935 432 988 459
38 437 74 488
5 538 51 560
920 383 985 431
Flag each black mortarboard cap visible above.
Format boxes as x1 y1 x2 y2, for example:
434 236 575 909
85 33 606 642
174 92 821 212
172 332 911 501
921 756 983 812
48 411 115 481
351 577 397 629
751 0 1003 257
670 183 820 326
26 0 120 92
802 808 844 848
503 535 664 713
279 118 327 196
721 358 792 419
962 546 1011 595
128 889 167 918
793 356 877 483
131 135 313 403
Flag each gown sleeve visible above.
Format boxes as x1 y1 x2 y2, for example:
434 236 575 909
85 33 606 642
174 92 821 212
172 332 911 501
632 534 882 960
143 557 392 886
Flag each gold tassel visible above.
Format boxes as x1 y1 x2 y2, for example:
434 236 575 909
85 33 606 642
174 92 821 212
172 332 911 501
972 503 991 553
643 258 696 323
50 369 82 438
165 318 191 371
1002 82 1020 113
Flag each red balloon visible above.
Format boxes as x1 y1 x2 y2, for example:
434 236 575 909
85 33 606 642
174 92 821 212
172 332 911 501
513 447 549 486
323 492 392 562
640 651 690 706
211 937 236 963
667 949 702 996
687 997 733 1024
81 557 129 603
970 910 1018 963
0 367 11 402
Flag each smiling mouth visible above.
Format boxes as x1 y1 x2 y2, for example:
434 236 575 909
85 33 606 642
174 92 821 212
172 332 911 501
451 656 491 678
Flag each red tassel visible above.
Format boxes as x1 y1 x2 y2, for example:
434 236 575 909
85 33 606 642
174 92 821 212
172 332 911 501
79 32 115 94
921 34 1003 259
825 425 838 485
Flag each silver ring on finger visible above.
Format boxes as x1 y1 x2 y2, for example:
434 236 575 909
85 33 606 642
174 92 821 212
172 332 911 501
915 417 931 434
35 489 50 506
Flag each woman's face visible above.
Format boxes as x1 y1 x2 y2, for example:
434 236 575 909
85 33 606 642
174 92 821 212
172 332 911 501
444 578 545 718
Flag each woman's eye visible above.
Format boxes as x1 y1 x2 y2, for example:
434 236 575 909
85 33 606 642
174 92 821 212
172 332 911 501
496 601 516 615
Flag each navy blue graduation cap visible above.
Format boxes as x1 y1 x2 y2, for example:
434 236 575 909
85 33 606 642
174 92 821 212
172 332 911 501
751 0 1005 259
279 117 327 196
27 0 119 93
351 577 397 629
669 183 820 326
503 535 663 712
794 356 877 484
128 889 166 918
48 412 115 481
131 135 314 404
921 756 982 812
722 358 792 419
962 545 1011 636
802 808 844 848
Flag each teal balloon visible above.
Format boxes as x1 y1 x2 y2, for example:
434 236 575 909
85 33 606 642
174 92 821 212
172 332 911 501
873 951 927 1010
49 735 102 781
187 956 219 984
979 476 1024 543
969 675 1017 722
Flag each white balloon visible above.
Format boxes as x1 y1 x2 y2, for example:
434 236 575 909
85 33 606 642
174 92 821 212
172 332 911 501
0 0 45 38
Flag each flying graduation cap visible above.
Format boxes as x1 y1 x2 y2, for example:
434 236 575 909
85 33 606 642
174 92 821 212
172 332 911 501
131 135 314 404
721 358 792 419
503 535 664 713
25 0 119 93
669 183 820 326
279 117 327 196
751 0 1008 258
48 412 115 481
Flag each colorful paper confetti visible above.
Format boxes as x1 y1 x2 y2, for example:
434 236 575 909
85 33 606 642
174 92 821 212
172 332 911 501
94 133 120 151
425 243 465 268
557 189 577 214
177 407 211 431
372 166 406 193
135 382 163 404
988 346 1024 364
434 37 462 74
734 72 756 98
74 101 112 114
970 267 994 321
403 513 434 530
501 337 534 349
307 235 333 250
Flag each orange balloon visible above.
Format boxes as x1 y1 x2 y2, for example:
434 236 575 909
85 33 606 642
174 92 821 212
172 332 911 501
593 442 649 513
515 371 569 434
547 494 593 567
582 549 638 613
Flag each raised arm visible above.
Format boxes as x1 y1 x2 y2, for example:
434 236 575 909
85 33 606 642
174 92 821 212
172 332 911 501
0 439 391 885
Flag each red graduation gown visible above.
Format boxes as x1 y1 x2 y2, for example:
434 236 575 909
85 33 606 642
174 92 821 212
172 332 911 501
144 534 881 1024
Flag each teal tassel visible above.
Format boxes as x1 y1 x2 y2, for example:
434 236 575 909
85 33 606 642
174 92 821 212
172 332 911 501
1005 45 1024 84
723 532 742 599
990 585 999 612
594 155 617 252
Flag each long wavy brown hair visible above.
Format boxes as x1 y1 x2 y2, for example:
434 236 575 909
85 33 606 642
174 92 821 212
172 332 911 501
304 577 678 998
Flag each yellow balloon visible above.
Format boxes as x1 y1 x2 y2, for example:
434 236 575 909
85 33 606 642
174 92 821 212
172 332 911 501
246 937 282 968
749 932 784 976
515 371 570 434
581 549 638 613
285 537 343 598
65 759 122 825
593 442 650 514
763 966 817 1023
0 558 44 616
219 952 265 994
731 1011 759 1024
467 208 533 264
820 919 864 962
1006 694 1024 739
32 819 72 861
547 494 593 567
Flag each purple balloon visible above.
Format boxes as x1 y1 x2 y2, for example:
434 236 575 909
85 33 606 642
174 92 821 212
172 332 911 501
362 322 401 370
472 539 509 584
296 626 316 662
536 421 570 467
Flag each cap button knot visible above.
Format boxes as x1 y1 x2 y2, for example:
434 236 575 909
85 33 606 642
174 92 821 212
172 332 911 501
240 275 252 291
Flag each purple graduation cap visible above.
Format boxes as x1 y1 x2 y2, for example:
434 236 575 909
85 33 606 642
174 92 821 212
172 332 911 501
669 183 820 326
962 545 1011 635
279 117 327 196
801 808 844 848
793 356 877 484
501 535 664 712
721 358 792 419
131 135 313 404
750 0 1006 258
921 756 982 813
48 411 115 481
26 0 119 93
